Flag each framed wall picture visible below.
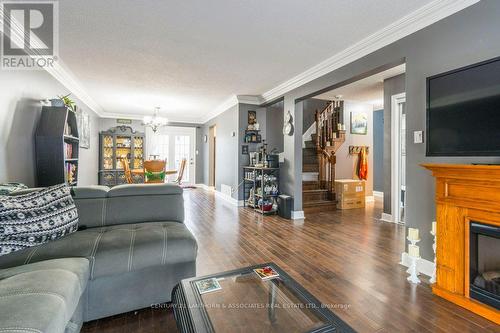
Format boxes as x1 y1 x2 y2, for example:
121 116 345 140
248 111 256 125
350 111 368 135
242 145 249 154
77 109 91 149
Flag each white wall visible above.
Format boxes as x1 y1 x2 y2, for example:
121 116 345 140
335 101 374 196
0 70 99 187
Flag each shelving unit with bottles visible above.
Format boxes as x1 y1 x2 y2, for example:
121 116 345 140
35 106 80 187
98 126 145 186
242 166 279 215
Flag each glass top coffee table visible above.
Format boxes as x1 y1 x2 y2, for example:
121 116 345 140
171 263 355 333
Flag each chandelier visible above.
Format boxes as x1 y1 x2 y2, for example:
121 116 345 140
142 107 168 132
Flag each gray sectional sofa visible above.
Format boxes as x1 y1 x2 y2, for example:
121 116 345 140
0 183 198 333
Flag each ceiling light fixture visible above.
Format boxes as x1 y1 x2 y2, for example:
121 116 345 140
142 107 168 133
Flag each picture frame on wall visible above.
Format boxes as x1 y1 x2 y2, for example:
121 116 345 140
242 145 249 154
350 111 368 135
77 109 91 149
248 111 256 125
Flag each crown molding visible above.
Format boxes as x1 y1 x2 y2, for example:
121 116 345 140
3 0 479 124
1 6 106 117
199 94 262 124
236 95 263 105
45 61 105 117
100 112 203 125
260 0 480 102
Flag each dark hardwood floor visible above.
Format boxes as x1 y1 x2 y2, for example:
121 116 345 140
82 188 499 332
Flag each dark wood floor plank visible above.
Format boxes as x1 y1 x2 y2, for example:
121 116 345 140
82 188 499 332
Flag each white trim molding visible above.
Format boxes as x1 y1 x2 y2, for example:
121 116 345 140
200 95 263 124
373 191 384 199
400 252 435 278
291 211 305 220
261 0 479 102
380 213 393 223
196 183 243 206
3 0 478 124
391 93 406 224
194 183 209 190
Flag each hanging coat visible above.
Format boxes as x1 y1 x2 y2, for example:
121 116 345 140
357 146 368 180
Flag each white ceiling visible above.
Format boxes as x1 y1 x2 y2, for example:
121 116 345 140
57 0 439 122
315 64 406 108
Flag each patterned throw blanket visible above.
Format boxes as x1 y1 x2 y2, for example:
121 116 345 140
0 183 79 256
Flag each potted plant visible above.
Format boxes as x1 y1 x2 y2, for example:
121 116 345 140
50 93 76 111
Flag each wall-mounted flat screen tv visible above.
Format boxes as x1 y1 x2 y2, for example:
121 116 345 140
426 56 500 156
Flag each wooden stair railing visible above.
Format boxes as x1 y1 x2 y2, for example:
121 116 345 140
314 100 346 198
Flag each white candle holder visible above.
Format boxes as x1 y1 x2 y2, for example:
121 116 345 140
430 230 437 284
406 237 421 284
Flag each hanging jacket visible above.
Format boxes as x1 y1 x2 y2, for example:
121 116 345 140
358 146 368 180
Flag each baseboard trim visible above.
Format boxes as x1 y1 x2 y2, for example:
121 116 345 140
400 252 435 278
380 213 393 223
373 191 384 198
213 190 240 206
291 210 305 220
196 184 242 206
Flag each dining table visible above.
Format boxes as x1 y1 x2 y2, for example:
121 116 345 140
130 169 177 176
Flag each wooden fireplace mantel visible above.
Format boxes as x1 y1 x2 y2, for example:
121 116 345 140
422 163 500 324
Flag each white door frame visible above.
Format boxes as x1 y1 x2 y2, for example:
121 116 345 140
146 126 196 184
391 93 406 224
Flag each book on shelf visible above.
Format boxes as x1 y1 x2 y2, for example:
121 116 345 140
66 162 77 185
64 143 73 159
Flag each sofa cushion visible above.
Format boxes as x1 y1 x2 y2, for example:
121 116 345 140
108 183 182 197
0 258 89 333
71 185 109 199
0 222 197 280
0 184 79 256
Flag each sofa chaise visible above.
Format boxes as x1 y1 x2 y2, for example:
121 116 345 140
0 183 198 333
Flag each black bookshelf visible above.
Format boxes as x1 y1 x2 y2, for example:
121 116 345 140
35 106 80 187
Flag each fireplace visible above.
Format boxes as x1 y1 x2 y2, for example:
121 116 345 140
469 222 500 310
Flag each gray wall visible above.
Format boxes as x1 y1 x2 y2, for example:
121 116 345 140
0 70 99 187
278 0 500 260
383 74 406 213
265 101 284 153
373 109 384 192
302 98 329 135
200 104 239 198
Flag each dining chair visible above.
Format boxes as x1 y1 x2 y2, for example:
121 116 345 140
121 158 134 184
143 159 167 183
174 158 187 184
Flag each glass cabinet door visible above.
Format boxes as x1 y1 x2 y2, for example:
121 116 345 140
115 135 132 169
133 136 144 169
102 135 114 170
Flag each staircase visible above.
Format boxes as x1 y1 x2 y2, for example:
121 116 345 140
303 101 346 214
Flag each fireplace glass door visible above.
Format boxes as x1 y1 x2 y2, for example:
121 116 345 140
469 222 500 310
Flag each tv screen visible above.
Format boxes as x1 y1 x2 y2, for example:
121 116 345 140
426 57 500 156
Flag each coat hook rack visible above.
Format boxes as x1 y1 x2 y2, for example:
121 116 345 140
349 145 369 155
